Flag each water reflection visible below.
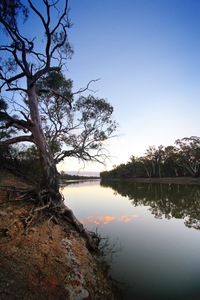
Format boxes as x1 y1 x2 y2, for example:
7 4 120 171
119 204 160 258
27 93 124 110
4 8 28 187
81 214 139 225
101 180 200 230
63 181 200 300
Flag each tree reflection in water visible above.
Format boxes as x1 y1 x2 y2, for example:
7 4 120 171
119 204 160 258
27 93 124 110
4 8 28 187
100 180 200 230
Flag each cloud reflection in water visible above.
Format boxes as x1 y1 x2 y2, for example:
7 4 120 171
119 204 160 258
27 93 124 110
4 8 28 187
81 214 139 226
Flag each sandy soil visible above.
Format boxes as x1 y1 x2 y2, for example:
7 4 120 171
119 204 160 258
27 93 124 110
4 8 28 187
0 171 116 300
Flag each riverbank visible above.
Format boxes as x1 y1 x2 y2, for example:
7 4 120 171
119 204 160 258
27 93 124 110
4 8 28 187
104 177 200 185
0 171 116 300
131 177 200 185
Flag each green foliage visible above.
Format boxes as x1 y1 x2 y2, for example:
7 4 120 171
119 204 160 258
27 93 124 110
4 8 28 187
36 73 118 163
0 143 42 182
0 1 117 181
0 68 118 176
175 136 200 177
37 71 73 98
0 98 8 111
0 145 13 169
72 95 118 149
0 0 28 29
0 98 18 140
100 136 200 179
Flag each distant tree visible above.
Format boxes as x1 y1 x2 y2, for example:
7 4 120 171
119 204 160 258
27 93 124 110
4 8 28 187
145 146 157 177
175 136 200 177
129 156 147 178
139 156 152 178
162 145 180 177
100 137 200 180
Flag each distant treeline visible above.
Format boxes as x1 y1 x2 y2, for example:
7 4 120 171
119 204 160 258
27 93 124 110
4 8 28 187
100 136 200 180
59 172 99 181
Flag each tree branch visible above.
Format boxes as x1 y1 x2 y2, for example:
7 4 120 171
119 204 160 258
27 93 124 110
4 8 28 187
0 135 34 146
0 72 25 91
72 79 101 96
0 111 34 132
54 148 107 165
38 88 72 108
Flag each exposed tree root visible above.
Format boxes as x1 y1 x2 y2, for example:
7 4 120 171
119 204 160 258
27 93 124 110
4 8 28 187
58 202 100 250
5 187 100 251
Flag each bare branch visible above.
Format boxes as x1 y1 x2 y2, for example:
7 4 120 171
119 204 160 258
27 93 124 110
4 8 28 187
0 111 34 132
50 0 69 35
73 79 101 96
0 135 34 146
6 87 27 93
27 0 47 30
0 72 25 91
54 147 108 165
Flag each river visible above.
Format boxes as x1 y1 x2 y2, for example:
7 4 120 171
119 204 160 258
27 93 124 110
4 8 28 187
62 180 200 300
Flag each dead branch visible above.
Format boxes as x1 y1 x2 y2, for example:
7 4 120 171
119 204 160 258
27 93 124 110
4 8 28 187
72 79 100 96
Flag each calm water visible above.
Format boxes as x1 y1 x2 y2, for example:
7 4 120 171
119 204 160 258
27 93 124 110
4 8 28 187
62 180 200 300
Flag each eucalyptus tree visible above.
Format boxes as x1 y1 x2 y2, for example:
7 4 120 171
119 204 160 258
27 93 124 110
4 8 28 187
145 145 166 178
175 136 200 177
145 146 157 177
36 71 118 165
0 0 115 249
138 156 153 178
162 145 180 177
0 0 73 191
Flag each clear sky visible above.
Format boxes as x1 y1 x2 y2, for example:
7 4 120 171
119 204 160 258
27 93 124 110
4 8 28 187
3 0 199 176
58 0 200 175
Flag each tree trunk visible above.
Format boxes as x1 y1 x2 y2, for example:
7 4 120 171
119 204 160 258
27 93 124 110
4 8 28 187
27 83 59 193
26 83 99 250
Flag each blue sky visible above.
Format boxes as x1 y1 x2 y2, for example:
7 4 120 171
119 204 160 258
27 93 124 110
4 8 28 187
2 0 199 175
58 0 200 175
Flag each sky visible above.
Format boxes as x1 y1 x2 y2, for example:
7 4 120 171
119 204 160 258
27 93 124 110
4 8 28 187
57 0 200 175
2 0 200 176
